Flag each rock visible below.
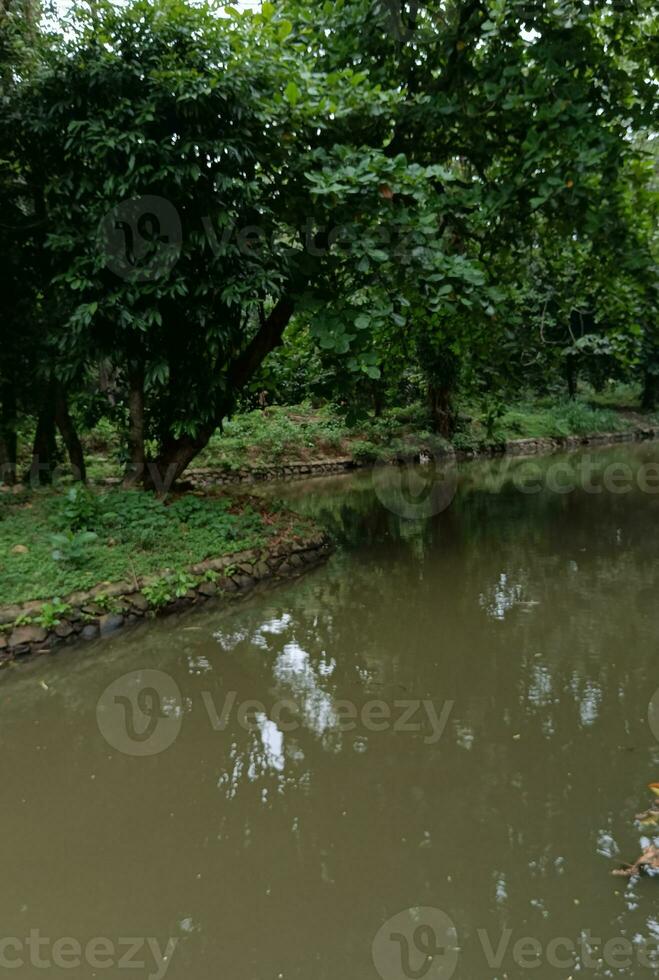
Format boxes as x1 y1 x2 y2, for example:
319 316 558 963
99 613 124 636
198 581 217 597
81 604 104 616
0 635 7 650
22 600 43 615
54 623 74 639
128 593 149 612
0 605 22 626
81 624 99 641
94 581 132 598
166 597 188 613
67 591 91 607
9 625 47 647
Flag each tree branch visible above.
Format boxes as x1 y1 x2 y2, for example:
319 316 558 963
228 297 294 391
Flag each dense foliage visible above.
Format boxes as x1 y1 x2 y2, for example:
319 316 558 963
1 0 657 487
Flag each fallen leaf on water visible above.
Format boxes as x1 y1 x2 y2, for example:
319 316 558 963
636 808 659 828
613 845 659 878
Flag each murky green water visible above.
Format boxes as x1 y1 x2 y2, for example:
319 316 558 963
3 444 659 979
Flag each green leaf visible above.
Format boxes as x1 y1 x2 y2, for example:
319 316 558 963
284 82 300 106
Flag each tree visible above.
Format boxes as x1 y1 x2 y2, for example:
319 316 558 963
3 0 657 485
284 0 658 427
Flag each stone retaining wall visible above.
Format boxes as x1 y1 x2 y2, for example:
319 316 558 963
186 457 363 487
0 531 330 663
454 425 658 461
184 427 659 486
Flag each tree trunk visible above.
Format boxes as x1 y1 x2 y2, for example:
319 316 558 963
144 424 216 494
428 383 455 439
55 388 86 483
372 383 384 418
145 298 295 491
642 370 659 412
123 363 146 487
0 381 17 485
565 355 578 399
28 385 57 486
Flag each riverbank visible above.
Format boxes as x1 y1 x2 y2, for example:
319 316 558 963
0 487 330 661
77 391 659 486
183 422 659 487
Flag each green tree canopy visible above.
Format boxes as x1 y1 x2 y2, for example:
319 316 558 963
1 0 656 484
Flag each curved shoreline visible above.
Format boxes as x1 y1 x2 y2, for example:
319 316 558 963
0 529 330 664
183 424 659 487
2 425 656 664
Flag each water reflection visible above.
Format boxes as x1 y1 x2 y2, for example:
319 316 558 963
1 442 659 979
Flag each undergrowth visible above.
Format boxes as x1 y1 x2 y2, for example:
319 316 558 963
0 486 299 606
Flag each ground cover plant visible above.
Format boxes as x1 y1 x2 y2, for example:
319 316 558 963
0 485 310 606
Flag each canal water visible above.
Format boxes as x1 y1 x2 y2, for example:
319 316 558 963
2 443 659 979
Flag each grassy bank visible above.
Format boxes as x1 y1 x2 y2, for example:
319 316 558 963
172 389 657 471
0 485 315 608
9 387 658 486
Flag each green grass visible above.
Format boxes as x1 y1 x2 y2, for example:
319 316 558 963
585 382 642 411
497 396 630 441
194 393 645 468
79 403 435 479
0 486 305 607
195 402 442 469
73 386 657 480
197 403 350 469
